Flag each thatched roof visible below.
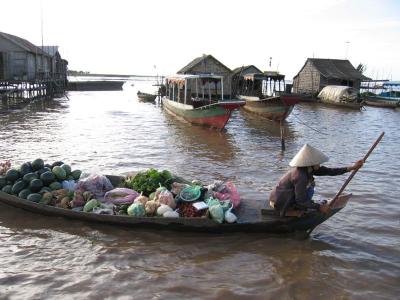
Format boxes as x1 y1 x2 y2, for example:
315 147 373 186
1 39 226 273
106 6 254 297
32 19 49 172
294 58 366 80
178 54 231 74
0 31 50 56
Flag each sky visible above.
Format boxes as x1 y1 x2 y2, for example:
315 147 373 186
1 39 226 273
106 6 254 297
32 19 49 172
1 0 399 79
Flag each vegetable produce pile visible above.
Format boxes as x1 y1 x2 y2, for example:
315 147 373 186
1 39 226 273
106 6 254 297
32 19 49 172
0 158 81 203
0 161 240 223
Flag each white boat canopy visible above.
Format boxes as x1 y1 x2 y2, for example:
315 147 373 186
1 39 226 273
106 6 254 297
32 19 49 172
318 85 359 103
166 74 223 85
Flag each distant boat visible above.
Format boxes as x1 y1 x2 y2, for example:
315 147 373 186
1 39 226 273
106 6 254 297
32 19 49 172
318 85 363 109
234 72 300 121
162 74 244 130
364 81 400 108
137 91 157 102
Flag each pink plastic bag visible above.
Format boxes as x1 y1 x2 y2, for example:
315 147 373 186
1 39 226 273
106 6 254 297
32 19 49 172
213 181 240 208
76 174 114 198
104 188 139 205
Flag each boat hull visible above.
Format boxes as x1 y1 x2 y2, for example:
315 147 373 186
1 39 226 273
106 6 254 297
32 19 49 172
320 99 363 109
0 189 349 235
137 92 157 102
240 94 299 121
162 97 242 129
365 97 400 108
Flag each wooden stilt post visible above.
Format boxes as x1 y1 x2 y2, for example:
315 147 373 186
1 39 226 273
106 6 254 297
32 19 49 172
280 121 285 151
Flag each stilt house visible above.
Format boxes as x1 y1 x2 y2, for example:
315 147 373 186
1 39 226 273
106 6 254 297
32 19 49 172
292 58 365 94
178 54 232 97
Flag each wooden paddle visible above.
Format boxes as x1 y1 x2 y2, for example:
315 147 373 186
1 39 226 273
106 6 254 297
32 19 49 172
329 132 385 208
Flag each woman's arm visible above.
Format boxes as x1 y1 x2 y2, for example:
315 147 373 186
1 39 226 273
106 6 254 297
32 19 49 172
315 160 364 176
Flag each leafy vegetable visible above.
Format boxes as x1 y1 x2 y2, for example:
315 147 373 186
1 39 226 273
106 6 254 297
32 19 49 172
124 169 173 196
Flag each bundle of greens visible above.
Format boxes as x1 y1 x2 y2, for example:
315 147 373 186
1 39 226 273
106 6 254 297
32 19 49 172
125 169 173 196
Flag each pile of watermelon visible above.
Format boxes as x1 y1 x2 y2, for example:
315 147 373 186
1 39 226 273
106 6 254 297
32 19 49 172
0 158 81 203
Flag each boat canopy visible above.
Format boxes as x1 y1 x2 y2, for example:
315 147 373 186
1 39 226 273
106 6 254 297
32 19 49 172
383 81 400 87
166 74 223 85
243 72 285 81
318 85 358 103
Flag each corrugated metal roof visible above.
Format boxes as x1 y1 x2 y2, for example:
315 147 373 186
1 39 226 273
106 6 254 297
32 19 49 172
0 31 50 56
178 54 231 74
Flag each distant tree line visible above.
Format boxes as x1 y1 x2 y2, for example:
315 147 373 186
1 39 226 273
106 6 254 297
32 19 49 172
67 70 91 76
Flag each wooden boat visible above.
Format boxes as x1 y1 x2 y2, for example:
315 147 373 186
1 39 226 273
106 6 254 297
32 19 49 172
163 74 244 129
233 72 299 121
137 91 157 102
363 82 400 108
318 85 363 109
0 174 351 236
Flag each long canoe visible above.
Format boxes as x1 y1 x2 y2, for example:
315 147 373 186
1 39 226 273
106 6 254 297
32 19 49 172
137 91 157 102
162 97 244 130
238 94 299 122
0 175 351 236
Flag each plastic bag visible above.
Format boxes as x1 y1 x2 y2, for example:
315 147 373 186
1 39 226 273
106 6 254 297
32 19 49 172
213 181 241 208
158 190 176 209
224 206 237 223
93 203 114 215
76 174 114 198
0 160 11 176
104 188 139 205
62 180 77 192
170 182 189 195
83 199 101 212
127 203 145 217
209 204 224 223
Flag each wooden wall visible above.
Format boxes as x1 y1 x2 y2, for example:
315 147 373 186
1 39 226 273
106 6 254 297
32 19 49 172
184 57 232 96
293 60 320 94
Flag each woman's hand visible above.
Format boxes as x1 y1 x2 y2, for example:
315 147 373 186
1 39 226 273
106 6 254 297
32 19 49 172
348 160 364 171
319 204 331 214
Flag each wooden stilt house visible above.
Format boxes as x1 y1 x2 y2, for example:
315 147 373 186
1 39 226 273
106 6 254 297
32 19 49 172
178 54 232 97
292 58 366 95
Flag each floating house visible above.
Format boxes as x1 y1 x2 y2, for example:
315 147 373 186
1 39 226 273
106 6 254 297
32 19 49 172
231 65 263 96
0 31 67 100
292 58 366 95
178 54 232 97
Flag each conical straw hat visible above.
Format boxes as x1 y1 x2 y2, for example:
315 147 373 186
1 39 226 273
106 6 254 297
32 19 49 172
289 144 329 167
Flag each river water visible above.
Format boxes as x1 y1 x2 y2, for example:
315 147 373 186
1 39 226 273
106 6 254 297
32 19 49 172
0 83 399 299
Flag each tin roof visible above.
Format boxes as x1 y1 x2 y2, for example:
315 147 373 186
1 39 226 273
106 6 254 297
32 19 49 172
0 31 50 56
178 54 231 74
232 65 263 75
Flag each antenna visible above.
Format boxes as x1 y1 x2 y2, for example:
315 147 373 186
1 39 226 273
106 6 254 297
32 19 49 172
345 41 350 59
40 0 44 76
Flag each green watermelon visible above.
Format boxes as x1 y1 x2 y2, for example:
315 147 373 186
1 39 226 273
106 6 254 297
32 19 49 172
11 181 26 195
29 179 43 192
5 169 20 182
27 193 42 203
0 176 6 189
40 171 56 185
18 189 31 199
19 162 33 176
71 170 82 180
49 181 62 191
1 185 12 194
61 164 72 176
31 159 44 171
52 166 66 180
23 172 38 183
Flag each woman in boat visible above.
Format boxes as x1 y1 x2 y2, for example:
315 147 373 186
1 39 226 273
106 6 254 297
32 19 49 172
269 144 363 216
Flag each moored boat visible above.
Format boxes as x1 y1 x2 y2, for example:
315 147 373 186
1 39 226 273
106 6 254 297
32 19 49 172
363 81 400 108
163 74 244 129
234 72 300 122
0 174 351 236
318 85 364 109
137 91 157 102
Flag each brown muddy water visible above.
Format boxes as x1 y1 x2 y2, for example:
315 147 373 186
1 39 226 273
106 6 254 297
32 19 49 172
0 83 399 299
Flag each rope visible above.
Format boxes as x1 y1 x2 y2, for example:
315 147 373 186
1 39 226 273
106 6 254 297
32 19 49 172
290 112 328 135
